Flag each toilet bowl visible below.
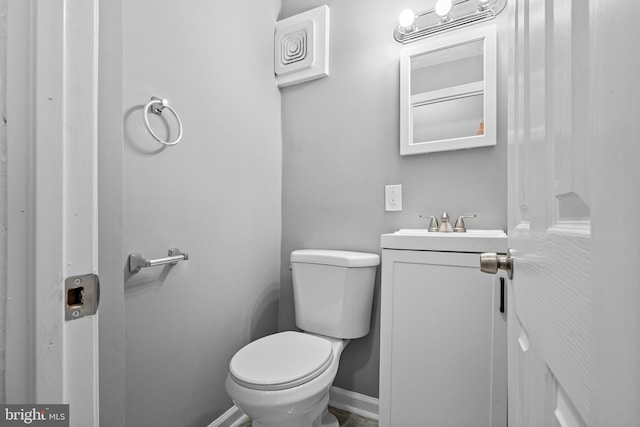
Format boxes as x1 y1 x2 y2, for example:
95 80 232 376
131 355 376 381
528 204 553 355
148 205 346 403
225 332 347 427
225 249 380 427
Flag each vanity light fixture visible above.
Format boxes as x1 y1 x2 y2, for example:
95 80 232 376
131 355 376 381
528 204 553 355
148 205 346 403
394 0 507 44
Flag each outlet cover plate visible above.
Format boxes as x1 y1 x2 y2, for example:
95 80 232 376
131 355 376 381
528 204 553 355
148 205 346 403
385 184 402 211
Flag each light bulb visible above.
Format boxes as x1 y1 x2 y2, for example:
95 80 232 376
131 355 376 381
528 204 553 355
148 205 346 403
434 0 453 21
398 9 416 31
477 0 491 10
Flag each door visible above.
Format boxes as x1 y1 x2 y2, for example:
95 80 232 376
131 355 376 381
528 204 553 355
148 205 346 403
507 0 640 425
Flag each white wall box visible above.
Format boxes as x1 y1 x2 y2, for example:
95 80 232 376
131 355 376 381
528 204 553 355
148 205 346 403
379 230 507 426
400 24 497 155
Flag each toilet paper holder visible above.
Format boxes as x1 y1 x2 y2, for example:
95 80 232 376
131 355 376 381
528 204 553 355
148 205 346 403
128 248 189 273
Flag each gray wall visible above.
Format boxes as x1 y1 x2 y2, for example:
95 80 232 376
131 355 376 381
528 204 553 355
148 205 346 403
121 0 282 425
280 0 508 398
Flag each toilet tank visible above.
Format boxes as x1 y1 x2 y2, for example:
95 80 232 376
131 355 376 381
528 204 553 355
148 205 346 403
290 249 380 339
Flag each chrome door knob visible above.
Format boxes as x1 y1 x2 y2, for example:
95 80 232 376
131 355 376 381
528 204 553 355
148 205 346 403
480 250 514 279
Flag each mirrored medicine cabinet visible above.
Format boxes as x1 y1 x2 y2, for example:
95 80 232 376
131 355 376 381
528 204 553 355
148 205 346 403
400 24 496 155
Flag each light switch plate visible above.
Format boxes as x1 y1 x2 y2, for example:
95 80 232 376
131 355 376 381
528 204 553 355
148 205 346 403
385 184 402 211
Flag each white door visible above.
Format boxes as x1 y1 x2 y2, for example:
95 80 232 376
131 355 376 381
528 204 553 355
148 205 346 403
507 0 640 426
5 1 100 425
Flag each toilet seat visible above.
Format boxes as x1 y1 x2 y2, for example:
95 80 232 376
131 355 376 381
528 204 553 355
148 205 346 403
229 331 333 391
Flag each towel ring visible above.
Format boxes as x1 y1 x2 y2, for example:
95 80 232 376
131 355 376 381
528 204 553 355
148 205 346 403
143 96 183 146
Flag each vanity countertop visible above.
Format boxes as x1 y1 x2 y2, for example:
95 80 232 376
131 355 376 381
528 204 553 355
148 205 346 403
381 229 507 253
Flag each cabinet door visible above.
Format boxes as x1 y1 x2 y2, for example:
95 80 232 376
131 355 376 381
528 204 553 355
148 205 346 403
379 249 506 427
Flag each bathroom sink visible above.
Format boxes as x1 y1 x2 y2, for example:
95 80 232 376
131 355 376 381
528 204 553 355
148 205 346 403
381 229 507 253
394 229 505 236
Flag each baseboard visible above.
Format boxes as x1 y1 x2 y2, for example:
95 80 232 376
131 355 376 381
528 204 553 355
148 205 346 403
329 386 379 421
207 405 250 427
209 386 379 426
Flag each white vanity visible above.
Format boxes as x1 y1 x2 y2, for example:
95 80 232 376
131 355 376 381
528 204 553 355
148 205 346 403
379 229 507 427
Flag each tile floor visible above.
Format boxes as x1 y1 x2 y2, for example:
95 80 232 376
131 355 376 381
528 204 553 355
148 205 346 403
328 407 378 427
238 406 378 427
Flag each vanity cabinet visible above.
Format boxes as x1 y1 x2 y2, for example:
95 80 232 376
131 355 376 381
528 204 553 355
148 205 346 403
379 232 507 427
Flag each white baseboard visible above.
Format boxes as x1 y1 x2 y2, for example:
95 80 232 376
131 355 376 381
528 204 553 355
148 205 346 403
207 405 250 427
329 386 379 421
209 386 379 426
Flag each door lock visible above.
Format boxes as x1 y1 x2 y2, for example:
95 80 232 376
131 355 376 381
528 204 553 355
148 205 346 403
480 250 514 279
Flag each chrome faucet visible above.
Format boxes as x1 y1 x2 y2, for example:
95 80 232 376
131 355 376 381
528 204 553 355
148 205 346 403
420 212 477 232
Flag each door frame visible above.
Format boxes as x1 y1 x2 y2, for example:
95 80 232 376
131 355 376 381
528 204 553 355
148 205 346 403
6 0 101 424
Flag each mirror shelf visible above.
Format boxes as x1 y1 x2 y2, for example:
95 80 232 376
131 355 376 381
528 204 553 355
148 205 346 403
412 81 484 106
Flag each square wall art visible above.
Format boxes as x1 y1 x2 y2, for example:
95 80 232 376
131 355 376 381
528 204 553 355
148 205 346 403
275 5 330 88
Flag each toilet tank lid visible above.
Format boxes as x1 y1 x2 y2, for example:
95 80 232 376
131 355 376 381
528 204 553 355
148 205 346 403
291 249 380 267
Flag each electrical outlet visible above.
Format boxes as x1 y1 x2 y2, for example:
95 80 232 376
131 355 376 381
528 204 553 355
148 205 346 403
385 184 402 211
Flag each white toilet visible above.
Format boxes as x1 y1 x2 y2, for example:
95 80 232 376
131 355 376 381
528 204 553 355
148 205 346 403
225 249 380 427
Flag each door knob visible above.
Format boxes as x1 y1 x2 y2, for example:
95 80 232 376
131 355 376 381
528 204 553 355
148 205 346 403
480 250 514 279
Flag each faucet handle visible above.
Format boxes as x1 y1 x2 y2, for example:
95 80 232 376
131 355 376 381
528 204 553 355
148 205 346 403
419 215 440 232
454 214 477 232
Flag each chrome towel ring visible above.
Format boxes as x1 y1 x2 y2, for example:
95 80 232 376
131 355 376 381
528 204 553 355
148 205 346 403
143 96 183 146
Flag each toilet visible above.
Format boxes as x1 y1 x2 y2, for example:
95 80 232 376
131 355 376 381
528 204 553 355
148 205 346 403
225 249 380 427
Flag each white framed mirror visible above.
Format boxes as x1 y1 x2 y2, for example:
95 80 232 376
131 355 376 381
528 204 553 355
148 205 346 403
400 24 496 155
